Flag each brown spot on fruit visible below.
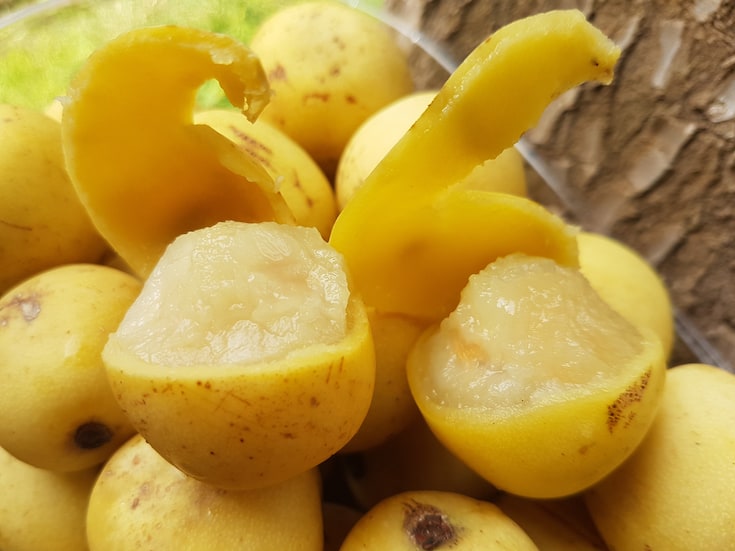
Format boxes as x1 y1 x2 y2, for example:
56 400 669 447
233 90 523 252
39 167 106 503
1 293 42 322
403 500 458 550
304 92 330 103
269 64 287 81
607 369 651 432
74 421 113 449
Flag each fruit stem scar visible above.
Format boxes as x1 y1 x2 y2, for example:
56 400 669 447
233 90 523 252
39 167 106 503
74 421 113 449
403 500 459 550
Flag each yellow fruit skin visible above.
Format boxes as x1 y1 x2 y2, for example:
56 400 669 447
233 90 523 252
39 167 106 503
577 231 675 358
0 445 96 551
62 26 294 278
194 109 338 239
340 490 539 550
0 103 107 294
87 434 323 551
330 10 621 322
251 1 415 177
408 325 666 499
0 264 141 472
335 90 527 210
340 308 426 453
585 363 735 551
103 296 375 490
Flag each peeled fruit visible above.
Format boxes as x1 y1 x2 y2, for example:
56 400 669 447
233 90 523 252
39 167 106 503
0 445 97 551
342 417 496 510
585 363 735 550
251 0 414 177
0 103 107 295
330 9 621 322
577 230 675 358
0 263 141 472
103 220 375 489
62 25 294 278
194 109 337 239
407 254 666 498
335 90 527 210
339 490 539 550
87 434 323 551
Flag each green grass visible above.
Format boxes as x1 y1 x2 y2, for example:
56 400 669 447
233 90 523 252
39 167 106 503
0 0 381 110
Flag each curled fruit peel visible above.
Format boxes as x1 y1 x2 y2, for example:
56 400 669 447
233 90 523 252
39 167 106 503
329 10 621 322
62 25 294 277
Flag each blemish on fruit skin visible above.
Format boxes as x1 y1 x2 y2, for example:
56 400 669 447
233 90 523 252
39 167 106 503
607 369 650 433
403 500 459 550
74 421 113 450
269 64 287 81
0 293 42 322
304 92 330 103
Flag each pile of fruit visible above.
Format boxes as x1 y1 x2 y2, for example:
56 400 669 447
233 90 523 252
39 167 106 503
1 2 733 550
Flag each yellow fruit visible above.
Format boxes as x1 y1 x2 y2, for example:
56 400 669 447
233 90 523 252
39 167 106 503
496 494 607 551
0 103 107 295
340 490 539 550
0 445 97 551
0 263 141 472
194 109 338 239
407 254 666 498
342 417 496 510
330 10 621 322
103 220 375 489
585 363 735 550
577 230 675 358
62 25 294 278
335 90 527 210
87 434 323 551
340 308 426 453
251 1 414 178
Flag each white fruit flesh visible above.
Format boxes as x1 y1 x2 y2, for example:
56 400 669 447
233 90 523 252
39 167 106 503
415 254 644 412
111 221 349 366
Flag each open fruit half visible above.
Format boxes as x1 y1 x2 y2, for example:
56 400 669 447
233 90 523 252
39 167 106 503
103 220 375 490
407 254 666 498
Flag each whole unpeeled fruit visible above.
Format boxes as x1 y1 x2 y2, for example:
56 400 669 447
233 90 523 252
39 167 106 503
251 0 414 177
0 445 97 551
340 490 538 550
103 220 375 489
0 103 107 295
0 263 141 472
585 363 735 550
87 434 323 551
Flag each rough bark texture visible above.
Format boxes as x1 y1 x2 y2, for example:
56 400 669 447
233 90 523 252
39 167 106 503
387 0 735 370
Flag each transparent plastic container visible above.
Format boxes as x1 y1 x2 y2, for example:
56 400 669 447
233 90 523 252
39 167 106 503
0 0 728 372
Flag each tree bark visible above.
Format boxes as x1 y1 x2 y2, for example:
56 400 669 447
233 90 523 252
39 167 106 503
387 0 735 370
